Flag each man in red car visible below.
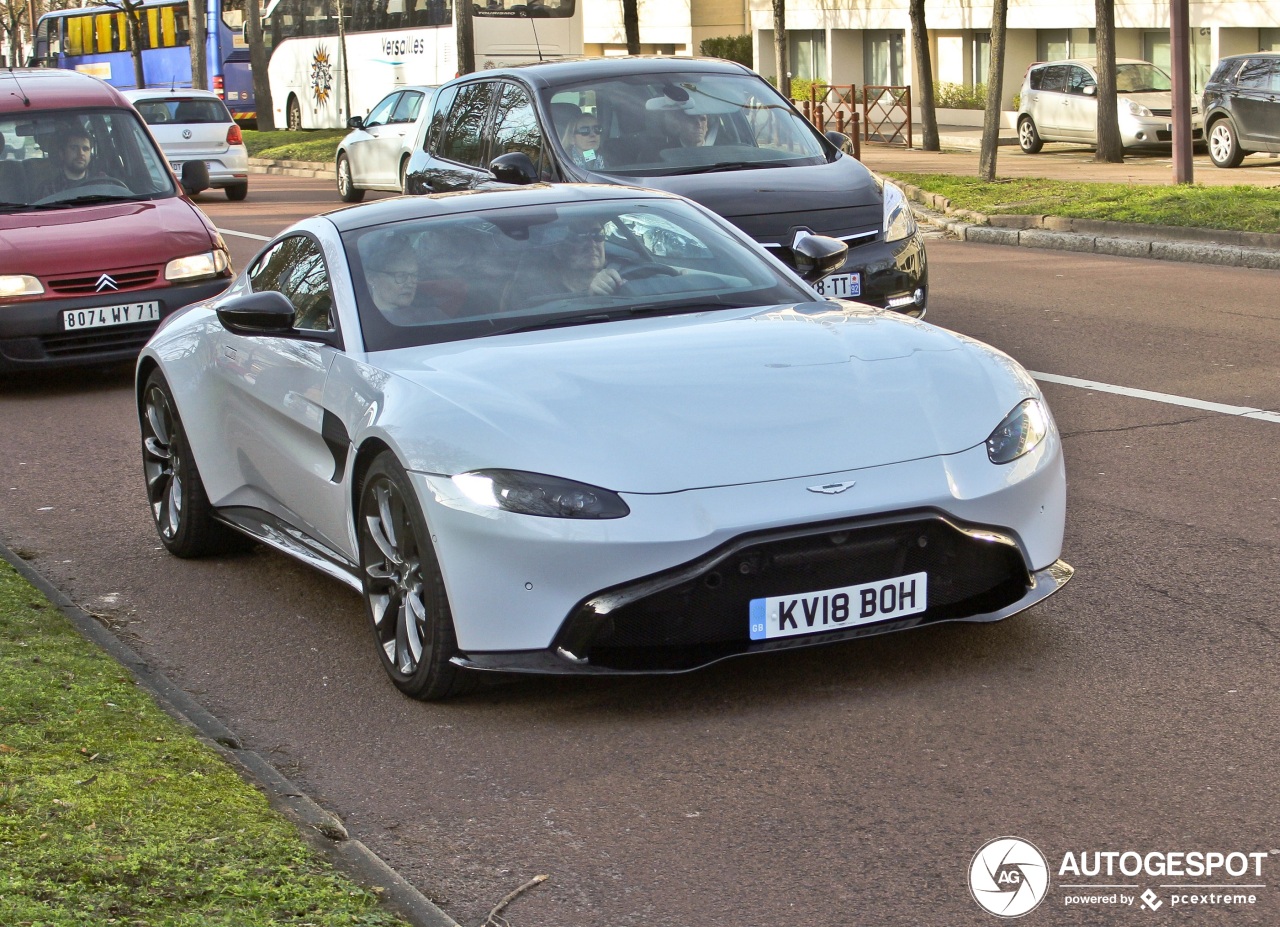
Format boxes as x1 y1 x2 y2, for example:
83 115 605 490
36 128 108 199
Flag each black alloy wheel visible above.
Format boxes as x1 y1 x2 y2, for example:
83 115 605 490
358 453 470 700
140 371 241 557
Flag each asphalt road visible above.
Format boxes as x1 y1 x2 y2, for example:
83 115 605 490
2 175 1278 926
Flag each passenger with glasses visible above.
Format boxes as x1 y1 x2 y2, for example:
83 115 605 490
367 239 436 324
558 112 607 170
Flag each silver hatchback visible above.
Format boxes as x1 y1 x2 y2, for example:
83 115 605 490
335 85 435 201
123 89 249 200
1017 58 1203 153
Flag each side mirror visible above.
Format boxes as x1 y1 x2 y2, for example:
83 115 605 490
215 290 296 335
791 233 849 283
347 115 365 129
181 159 210 195
488 151 540 185
824 130 853 154
1083 84 1097 96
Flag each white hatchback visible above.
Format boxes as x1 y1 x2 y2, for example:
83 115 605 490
335 85 435 201
123 89 250 200
1017 58 1203 153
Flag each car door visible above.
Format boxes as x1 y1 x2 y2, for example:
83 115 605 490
418 79 501 192
1231 58 1280 147
347 91 402 187
489 82 556 180
1060 65 1098 140
1030 65 1071 136
385 89 427 187
211 234 351 556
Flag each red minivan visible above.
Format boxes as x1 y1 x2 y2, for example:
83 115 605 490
0 69 233 371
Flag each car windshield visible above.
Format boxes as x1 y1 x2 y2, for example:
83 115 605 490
133 96 232 125
345 198 820 352
544 71 832 177
1115 63 1172 93
0 108 176 211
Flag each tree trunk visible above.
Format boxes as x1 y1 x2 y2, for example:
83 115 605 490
1093 0 1123 162
909 0 938 151
126 6 146 89
978 0 1007 180
455 0 474 75
772 0 788 100
622 0 639 55
188 0 208 90
246 0 275 129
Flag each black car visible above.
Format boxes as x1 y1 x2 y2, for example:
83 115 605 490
403 57 928 317
1202 52 1280 168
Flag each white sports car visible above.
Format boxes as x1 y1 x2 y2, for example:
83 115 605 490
137 184 1071 700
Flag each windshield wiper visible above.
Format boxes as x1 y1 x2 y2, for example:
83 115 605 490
33 193 149 209
676 160 794 175
489 312 624 337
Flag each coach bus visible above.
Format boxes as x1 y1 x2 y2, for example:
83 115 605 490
31 0 255 124
262 0 583 129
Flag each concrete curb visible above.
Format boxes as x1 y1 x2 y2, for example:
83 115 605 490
900 182 1280 270
249 156 337 180
0 542 459 927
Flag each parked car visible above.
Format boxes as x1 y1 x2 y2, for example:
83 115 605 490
1202 52 1280 168
122 88 250 200
0 70 232 372
336 86 435 201
1017 58 1203 153
136 184 1070 700
404 57 928 317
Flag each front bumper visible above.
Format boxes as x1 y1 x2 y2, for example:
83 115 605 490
0 279 230 371
1120 114 1205 147
772 232 928 319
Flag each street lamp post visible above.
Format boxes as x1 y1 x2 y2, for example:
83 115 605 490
1170 0 1194 183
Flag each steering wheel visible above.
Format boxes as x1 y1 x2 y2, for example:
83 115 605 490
620 264 681 281
73 176 131 190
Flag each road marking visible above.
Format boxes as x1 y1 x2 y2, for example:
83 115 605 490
217 227 272 241
1031 371 1280 424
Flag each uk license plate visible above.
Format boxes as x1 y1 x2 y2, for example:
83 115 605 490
749 571 927 641
63 301 161 331
813 272 860 299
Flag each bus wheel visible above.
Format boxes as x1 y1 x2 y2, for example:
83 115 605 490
287 96 302 131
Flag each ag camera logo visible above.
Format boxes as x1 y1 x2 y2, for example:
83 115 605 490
970 837 1050 917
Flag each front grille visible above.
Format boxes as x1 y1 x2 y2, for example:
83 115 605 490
1149 107 1199 118
556 515 1030 671
40 322 157 359
47 266 162 296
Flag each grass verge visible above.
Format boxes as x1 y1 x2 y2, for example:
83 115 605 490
244 129 347 163
882 172 1280 235
0 556 411 927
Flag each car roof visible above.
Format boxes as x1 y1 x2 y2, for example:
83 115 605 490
322 182 685 233
120 88 223 100
1030 57 1153 69
0 69 130 112
1218 51 1280 61
440 55 752 92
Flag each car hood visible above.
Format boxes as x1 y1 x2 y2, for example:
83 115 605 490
1120 91 1174 108
372 305 1038 494
0 197 216 277
586 156 884 242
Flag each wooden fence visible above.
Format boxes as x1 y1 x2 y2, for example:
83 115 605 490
792 84 914 152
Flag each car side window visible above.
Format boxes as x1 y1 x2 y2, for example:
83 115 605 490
437 82 498 167
364 92 401 128
1066 67 1096 95
425 83 459 151
1038 66 1069 93
1236 59 1280 92
490 83 544 170
392 90 424 124
249 235 336 333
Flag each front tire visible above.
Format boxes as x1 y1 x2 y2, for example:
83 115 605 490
225 182 248 201
140 371 241 557
358 453 469 700
337 153 364 202
287 95 302 131
1018 116 1044 154
1208 118 1244 168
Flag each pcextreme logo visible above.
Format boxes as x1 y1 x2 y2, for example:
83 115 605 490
970 837 1050 918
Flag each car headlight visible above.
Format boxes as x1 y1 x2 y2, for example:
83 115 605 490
0 275 45 299
986 398 1051 464
882 181 917 244
165 249 231 282
1122 98 1153 118
453 469 630 519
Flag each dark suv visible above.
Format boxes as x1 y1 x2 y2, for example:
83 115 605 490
1202 52 1280 168
403 57 928 317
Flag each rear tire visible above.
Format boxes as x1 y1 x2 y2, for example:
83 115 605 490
1208 118 1244 168
1018 116 1044 154
337 153 365 202
287 95 302 131
398 156 410 194
358 453 471 700
225 182 248 201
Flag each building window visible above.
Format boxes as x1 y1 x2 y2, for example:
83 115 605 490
1261 28 1280 51
1037 29 1094 61
789 30 827 81
864 30 904 85
974 31 990 86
